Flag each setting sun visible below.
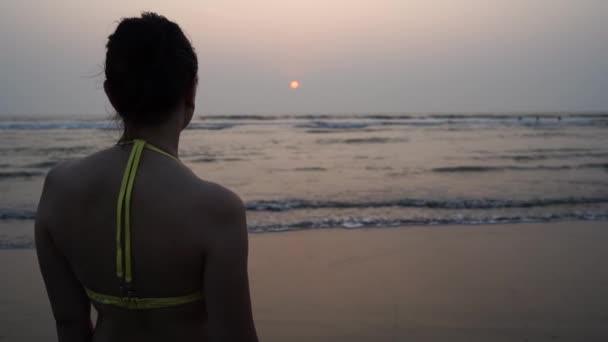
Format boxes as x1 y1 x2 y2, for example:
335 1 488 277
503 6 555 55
290 80 300 89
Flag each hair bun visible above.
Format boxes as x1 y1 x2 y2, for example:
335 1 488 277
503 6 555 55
105 12 198 125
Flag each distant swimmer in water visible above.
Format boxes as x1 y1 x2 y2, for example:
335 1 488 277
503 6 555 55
35 12 258 342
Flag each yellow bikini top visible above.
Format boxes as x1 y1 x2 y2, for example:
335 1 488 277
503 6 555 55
85 139 203 309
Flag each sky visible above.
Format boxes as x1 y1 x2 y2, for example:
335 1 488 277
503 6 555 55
0 0 607 117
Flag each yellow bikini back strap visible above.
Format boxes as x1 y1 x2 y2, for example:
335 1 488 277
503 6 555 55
116 139 178 284
86 287 203 310
144 143 178 160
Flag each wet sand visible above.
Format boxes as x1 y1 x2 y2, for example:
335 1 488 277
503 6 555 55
2 221 608 341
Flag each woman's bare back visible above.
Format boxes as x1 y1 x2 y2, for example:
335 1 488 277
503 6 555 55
36 144 257 341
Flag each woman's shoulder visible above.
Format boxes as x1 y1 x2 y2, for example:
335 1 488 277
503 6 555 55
188 179 248 250
40 158 83 195
41 149 109 189
190 178 246 219
36 158 85 227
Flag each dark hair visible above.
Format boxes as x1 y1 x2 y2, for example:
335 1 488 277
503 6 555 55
105 12 198 125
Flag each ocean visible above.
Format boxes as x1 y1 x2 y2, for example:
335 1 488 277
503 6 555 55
1 113 607 248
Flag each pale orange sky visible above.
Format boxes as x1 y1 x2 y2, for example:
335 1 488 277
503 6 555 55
0 0 607 116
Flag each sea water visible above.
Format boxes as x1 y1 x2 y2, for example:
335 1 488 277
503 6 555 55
1 113 607 248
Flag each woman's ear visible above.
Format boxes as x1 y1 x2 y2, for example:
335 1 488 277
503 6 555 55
104 80 118 110
185 79 197 109
183 81 197 129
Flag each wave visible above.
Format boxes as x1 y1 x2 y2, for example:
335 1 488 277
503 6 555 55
3 113 606 131
0 146 92 154
317 137 409 144
244 196 608 211
0 120 240 131
199 113 608 121
187 123 237 130
293 167 327 172
249 212 608 233
296 121 384 129
3 211 606 248
0 236 34 249
432 163 608 173
0 121 114 130
200 114 416 120
0 171 45 179
249 211 608 232
25 160 64 168
472 152 608 162
0 208 36 220
5 196 608 221
508 148 598 153
225 116 608 130
188 157 244 163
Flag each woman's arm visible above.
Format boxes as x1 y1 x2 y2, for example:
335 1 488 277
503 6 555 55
203 190 258 341
35 170 93 342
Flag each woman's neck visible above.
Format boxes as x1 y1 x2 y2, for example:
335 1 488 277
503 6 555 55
121 121 181 158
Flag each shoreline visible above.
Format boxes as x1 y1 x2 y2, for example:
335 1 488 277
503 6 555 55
2 221 607 341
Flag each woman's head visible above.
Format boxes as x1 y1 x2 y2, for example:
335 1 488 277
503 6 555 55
104 12 198 127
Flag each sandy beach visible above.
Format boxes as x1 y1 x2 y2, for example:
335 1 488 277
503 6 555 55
1 221 607 341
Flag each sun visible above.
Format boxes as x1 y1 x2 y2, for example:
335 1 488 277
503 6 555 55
290 80 300 89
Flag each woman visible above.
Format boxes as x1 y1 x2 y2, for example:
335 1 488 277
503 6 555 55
35 12 258 342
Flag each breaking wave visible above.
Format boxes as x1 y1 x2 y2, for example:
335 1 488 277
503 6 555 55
245 196 608 211
5 196 608 221
0 171 45 179
432 163 608 173
3 113 607 131
250 211 608 232
2 211 607 248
